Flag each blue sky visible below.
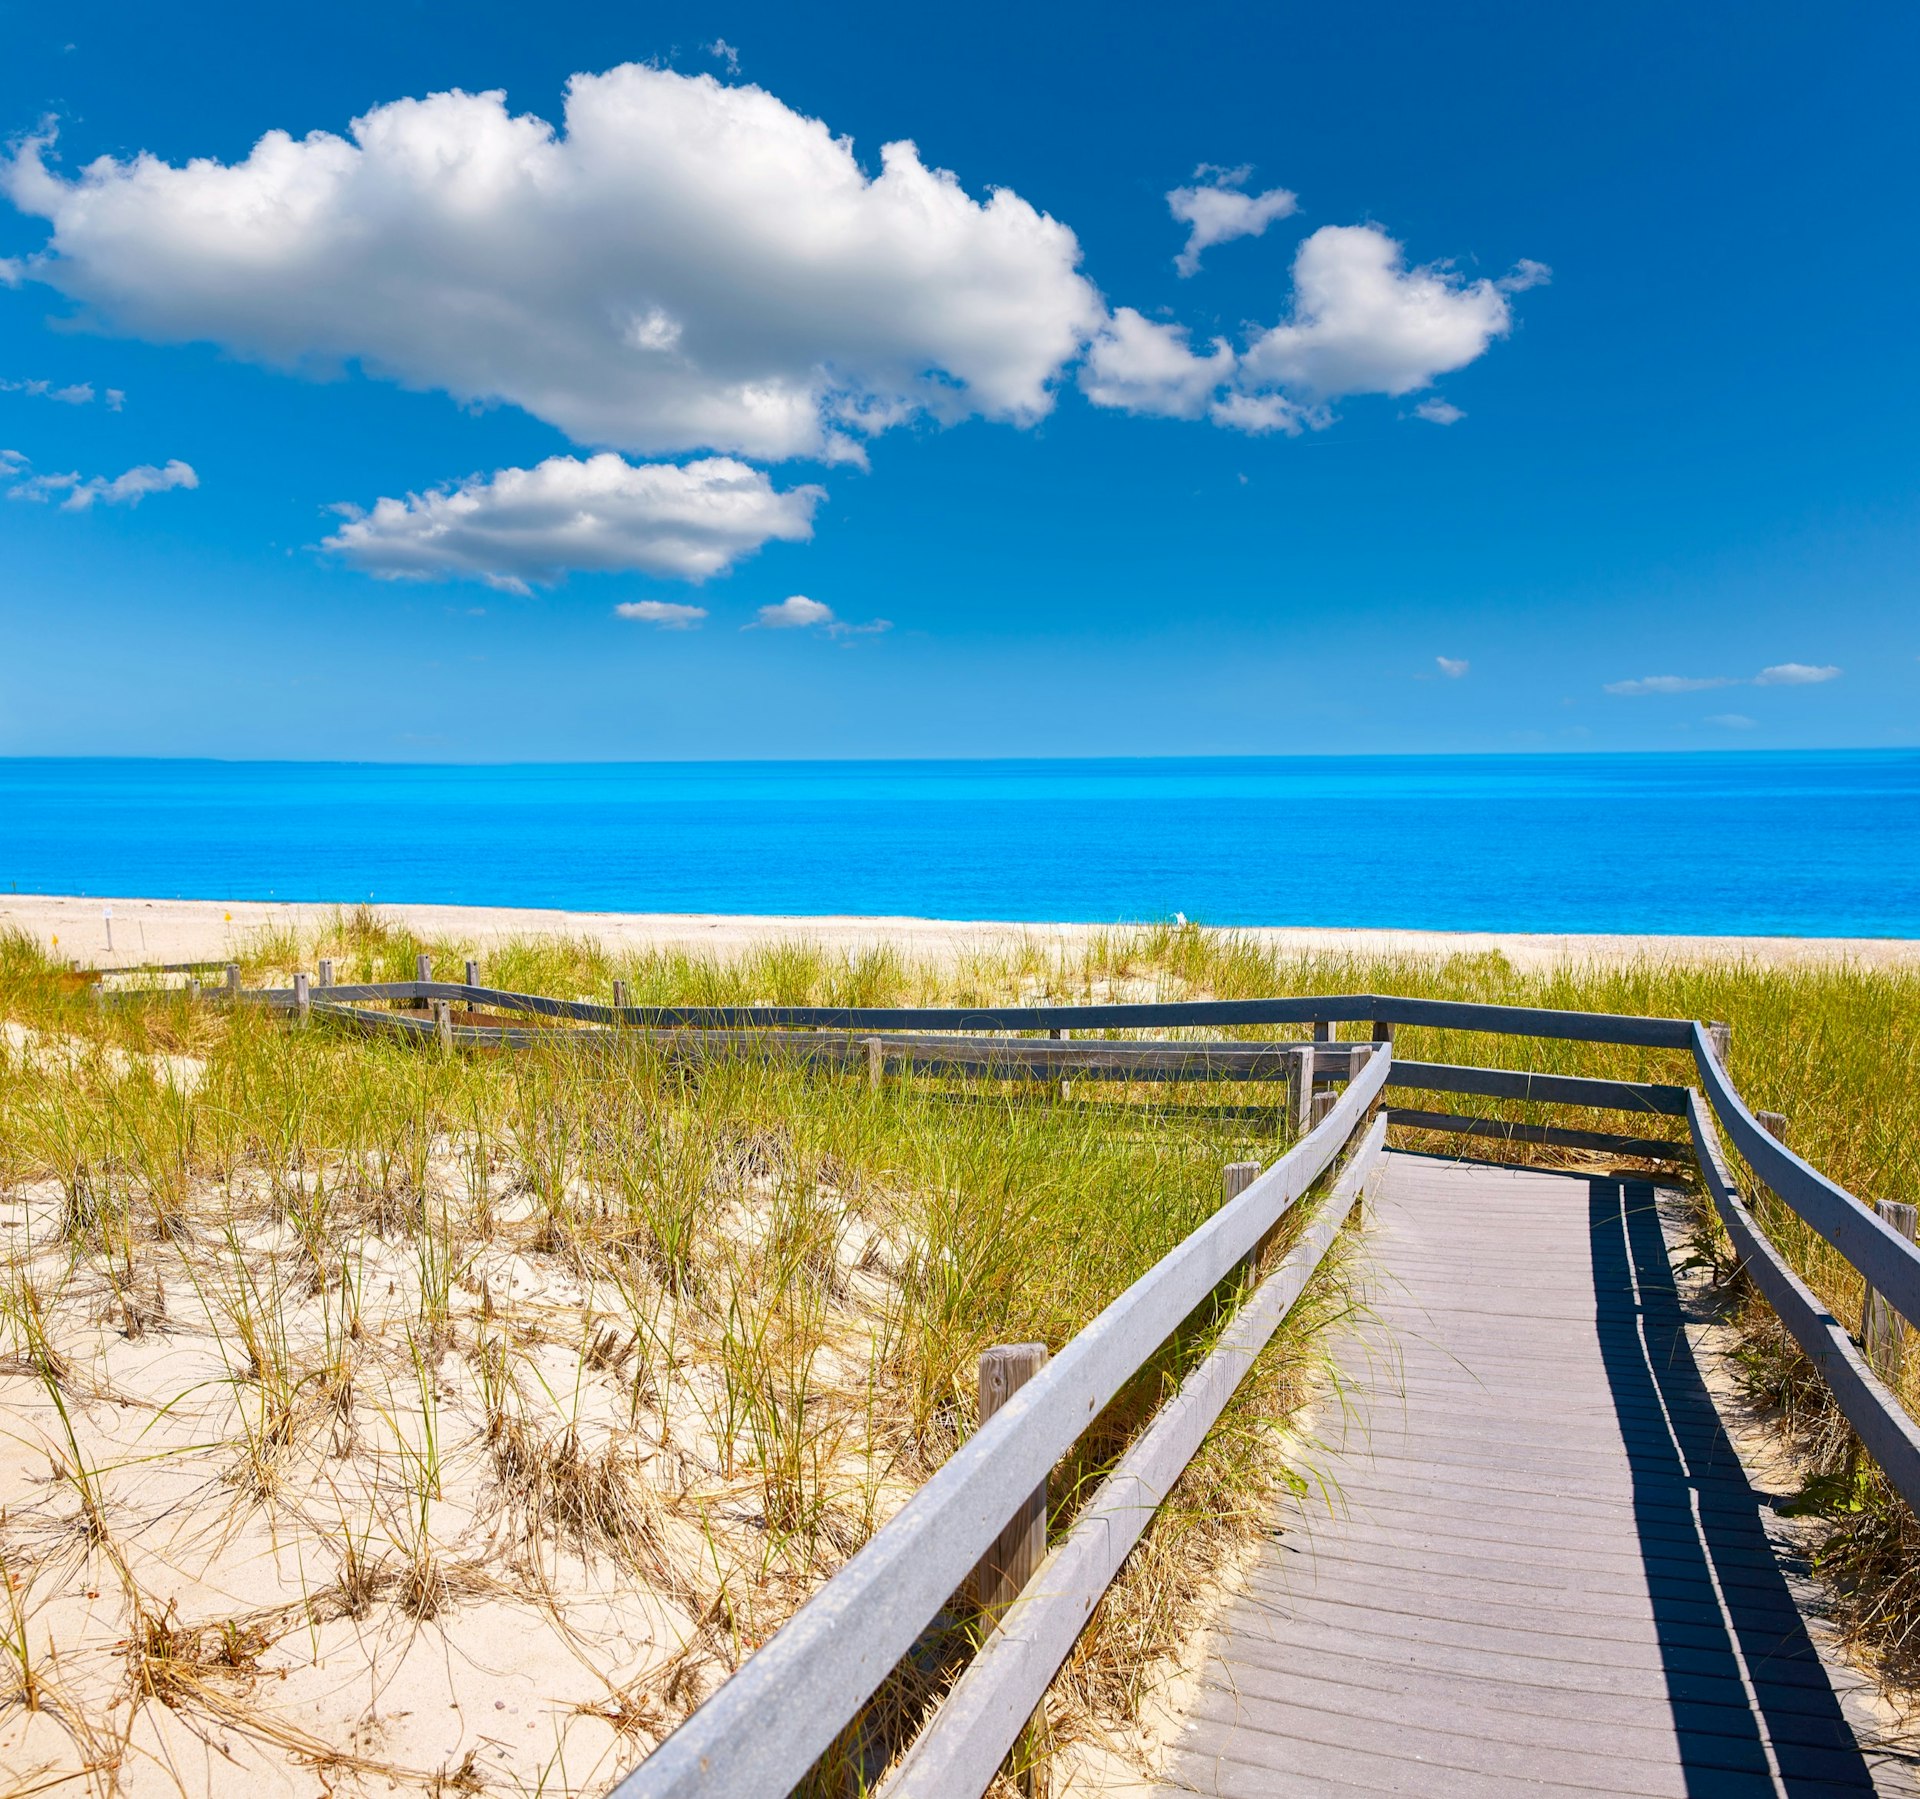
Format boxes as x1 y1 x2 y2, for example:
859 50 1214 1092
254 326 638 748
0 0 1914 762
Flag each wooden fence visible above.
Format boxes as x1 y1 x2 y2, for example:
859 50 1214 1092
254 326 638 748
182 969 1920 1797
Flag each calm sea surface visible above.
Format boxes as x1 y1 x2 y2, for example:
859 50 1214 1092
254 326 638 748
2 753 1916 937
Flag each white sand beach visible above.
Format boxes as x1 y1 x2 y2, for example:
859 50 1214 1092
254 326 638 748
4 891 1916 971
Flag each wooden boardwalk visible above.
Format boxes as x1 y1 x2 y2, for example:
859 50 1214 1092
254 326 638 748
1160 1152 1910 1798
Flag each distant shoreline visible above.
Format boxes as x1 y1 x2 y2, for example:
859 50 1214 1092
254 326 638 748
5 892 1916 971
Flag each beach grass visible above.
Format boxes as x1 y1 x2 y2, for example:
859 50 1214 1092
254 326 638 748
1 913 1916 1792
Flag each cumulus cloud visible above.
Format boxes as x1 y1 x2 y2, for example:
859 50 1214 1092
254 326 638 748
1414 398 1464 425
4 451 196 509
322 454 823 593
1167 166 1297 276
3 67 1102 462
705 39 740 71
753 594 890 636
1079 308 1233 419
1436 656 1469 678
756 595 834 628
1606 663 1843 697
1235 227 1528 401
615 599 707 627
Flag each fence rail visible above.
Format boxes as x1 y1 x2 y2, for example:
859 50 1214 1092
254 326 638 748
159 968 1920 1796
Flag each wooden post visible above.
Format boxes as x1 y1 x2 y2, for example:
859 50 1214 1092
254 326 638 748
316 958 334 988
1311 1020 1334 1044
293 972 311 1024
1310 1090 1338 1128
1050 1026 1071 1102
1863 1202 1917 1382
1758 1111 1788 1143
433 998 453 1053
1369 1020 1397 1051
464 957 480 992
226 962 241 1001
1224 1161 1262 1202
612 979 629 1012
866 1037 884 1092
1288 1046 1314 1136
972 1344 1050 1621
1706 1021 1732 1064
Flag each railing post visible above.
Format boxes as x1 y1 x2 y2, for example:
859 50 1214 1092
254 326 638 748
317 958 334 988
971 1344 1050 1622
1050 1026 1071 1102
433 998 453 1054
464 957 480 992
225 962 241 1001
1864 1202 1917 1382
1758 1110 1788 1143
612 978 629 1012
1224 1161 1262 1202
1310 1090 1338 1128
1311 1020 1333 1044
293 972 311 1024
1288 1046 1314 1136
1368 1019 1397 1051
866 1037 884 1092
1706 1021 1731 1064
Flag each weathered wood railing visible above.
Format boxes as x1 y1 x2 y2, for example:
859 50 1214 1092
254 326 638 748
170 971 1920 1794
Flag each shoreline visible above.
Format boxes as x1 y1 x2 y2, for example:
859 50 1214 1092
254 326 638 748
4 892 1917 971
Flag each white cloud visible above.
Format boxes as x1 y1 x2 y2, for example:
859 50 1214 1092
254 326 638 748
756 594 834 628
105 388 124 410
3 451 196 509
705 38 741 72
1236 227 1531 401
752 593 891 637
1208 390 1318 436
1436 656 1469 678
1500 258 1553 292
323 453 823 593
1167 168 1297 277
614 599 707 628
1707 713 1757 729
1414 398 1464 425
3 68 1102 462
1079 308 1233 419
1604 674 1736 695
1606 663 1843 696
0 258 18 286
1 376 96 403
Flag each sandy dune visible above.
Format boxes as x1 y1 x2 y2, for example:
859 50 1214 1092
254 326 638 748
5 892 1915 971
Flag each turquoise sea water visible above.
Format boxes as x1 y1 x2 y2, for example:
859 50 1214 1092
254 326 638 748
2 752 1916 937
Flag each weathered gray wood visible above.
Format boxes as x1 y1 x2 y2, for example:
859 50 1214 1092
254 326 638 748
317 958 334 988
1311 1020 1333 1044
882 1118 1387 1799
415 952 432 983
465 958 480 989
612 979 629 1010
433 998 453 1053
1864 1203 1917 1382
1389 1059 1691 1117
1161 1150 1893 1799
1687 1089 1920 1518
1707 1020 1732 1064
866 1036 884 1091
1224 1161 1262 1203
1310 1089 1337 1128
1386 1108 1692 1162
239 979 1701 1046
226 962 240 998
1289 1046 1313 1135
1692 1022 1920 1334
971 1346 1050 1623
610 1051 1390 1799
293 971 310 1023
1759 1109 1789 1141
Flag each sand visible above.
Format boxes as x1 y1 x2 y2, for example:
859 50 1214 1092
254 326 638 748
5 891 1916 972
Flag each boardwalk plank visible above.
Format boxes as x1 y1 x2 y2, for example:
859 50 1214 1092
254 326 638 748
1159 1154 1906 1798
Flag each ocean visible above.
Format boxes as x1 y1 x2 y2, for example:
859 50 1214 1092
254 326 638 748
2 752 1916 937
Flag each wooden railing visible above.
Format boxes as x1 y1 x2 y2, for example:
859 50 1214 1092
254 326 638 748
175 969 1920 1796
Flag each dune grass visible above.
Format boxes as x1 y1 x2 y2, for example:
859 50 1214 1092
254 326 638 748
1 912 1916 1792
